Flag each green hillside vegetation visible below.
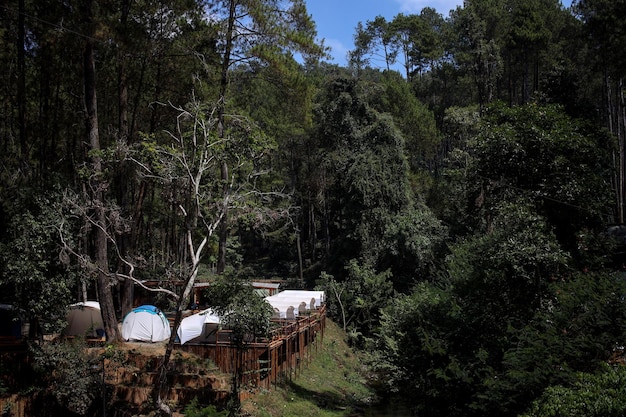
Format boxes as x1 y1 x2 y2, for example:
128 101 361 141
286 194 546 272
241 319 374 417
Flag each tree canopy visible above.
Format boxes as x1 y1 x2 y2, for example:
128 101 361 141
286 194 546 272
1 0 626 415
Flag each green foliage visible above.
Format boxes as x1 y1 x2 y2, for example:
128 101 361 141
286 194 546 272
349 263 391 306
370 281 463 415
494 271 626 412
0 190 78 334
368 99 620 416
448 200 570 329
370 198 574 416
521 365 626 417
318 261 393 344
203 274 274 344
31 340 101 415
311 77 446 289
2 0 626 415
370 71 442 183
428 106 482 235
184 397 228 417
435 102 615 264
373 258 626 416
220 0 325 69
575 0 626 78
507 0 558 52
475 103 614 255
374 205 447 288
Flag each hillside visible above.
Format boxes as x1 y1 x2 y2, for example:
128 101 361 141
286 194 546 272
0 319 379 417
240 319 377 417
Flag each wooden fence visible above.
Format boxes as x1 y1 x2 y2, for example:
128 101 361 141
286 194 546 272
175 305 326 396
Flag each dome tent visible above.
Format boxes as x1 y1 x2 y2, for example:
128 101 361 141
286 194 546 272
122 305 171 342
63 301 104 338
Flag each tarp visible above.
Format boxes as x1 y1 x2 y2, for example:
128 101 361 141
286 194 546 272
63 301 104 338
0 304 23 338
122 305 171 342
177 308 221 345
265 290 325 319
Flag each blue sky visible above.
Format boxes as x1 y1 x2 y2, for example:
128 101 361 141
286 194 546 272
305 0 574 67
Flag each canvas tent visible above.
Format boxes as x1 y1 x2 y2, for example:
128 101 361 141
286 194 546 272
63 301 104 338
177 309 221 345
0 304 25 338
265 290 325 319
268 290 324 308
122 305 171 342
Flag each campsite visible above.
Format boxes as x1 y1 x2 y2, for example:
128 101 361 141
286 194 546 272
4 0 626 416
0 285 328 416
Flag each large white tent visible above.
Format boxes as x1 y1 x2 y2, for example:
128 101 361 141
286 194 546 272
63 301 104 338
265 290 325 319
122 305 171 342
177 308 221 345
268 290 324 307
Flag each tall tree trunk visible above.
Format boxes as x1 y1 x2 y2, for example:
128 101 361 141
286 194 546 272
216 0 237 274
18 0 26 160
154 232 208 416
296 230 303 283
118 0 130 143
618 77 626 224
507 52 514 107
150 60 162 134
217 162 229 273
118 0 134 318
309 199 316 260
83 0 120 342
522 49 530 104
606 73 625 224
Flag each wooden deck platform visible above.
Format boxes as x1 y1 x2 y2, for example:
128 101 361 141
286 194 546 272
174 305 326 396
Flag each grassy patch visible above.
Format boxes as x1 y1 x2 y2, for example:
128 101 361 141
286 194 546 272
241 319 374 416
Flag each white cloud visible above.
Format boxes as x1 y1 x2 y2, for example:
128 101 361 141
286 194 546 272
325 38 349 63
394 0 462 15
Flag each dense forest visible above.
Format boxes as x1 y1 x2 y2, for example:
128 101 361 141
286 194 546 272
2 0 626 415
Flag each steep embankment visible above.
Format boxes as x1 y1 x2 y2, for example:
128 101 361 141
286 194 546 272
0 319 374 417
241 319 375 417
0 341 232 416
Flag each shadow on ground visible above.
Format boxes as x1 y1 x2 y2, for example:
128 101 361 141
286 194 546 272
284 380 369 415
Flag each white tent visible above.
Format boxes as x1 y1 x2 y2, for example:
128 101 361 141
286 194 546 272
267 290 324 307
122 305 171 342
267 303 298 319
265 290 325 319
63 301 104 338
177 308 221 345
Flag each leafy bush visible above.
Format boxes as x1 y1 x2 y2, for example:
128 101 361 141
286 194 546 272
183 398 228 417
31 339 101 415
521 365 626 417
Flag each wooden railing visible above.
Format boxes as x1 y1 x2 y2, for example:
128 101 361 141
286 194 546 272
175 305 326 397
